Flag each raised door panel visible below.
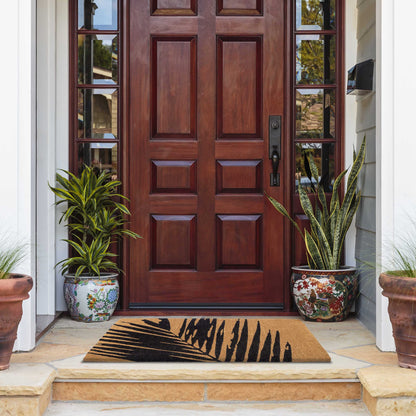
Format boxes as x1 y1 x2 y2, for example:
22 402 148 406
151 215 196 269
151 160 197 193
151 37 197 138
216 160 262 193
217 0 263 15
151 0 197 15
217 37 262 139
216 215 262 269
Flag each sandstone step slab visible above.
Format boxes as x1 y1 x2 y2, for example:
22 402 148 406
359 366 416 416
44 401 371 416
50 353 367 403
0 363 55 416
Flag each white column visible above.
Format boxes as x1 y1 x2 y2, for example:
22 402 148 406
376 0 416 351
37 0 57 315
0 0 37 351
344 0 358 267
55 0 69 311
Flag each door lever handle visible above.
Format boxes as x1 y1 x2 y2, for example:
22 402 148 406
269 115 282 187
271 148 280 187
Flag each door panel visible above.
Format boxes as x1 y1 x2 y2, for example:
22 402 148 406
128 0 286 309
218 36 262 138
152 36 197 138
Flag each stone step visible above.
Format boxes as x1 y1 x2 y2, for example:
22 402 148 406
51 354 363 402
44 401 371 416
3 360 416 415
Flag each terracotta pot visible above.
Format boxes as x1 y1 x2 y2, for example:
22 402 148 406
291 266 358 322
379 272 416 369
0 274 33 370
64 273 119 322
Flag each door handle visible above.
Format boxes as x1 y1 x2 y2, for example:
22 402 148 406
269 115 281 187
271 149 280 186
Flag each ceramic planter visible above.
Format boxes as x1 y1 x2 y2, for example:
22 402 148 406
0 274 33 370
291 266 358 322
64 273 119 322
379 273 416 369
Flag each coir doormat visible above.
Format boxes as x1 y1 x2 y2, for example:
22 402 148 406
83 318 330 363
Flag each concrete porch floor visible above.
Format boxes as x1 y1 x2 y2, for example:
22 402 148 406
2 316 415 415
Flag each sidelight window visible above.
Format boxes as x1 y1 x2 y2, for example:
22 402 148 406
72 0 120 177
294 0 340 193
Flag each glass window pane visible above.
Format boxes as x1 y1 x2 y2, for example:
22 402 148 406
296 35 335 85
77 142 118 177
78 88 118 139
296 0 335 31
295 142 335 193
78 35 118 85
296 89 335 139
78 0 118 30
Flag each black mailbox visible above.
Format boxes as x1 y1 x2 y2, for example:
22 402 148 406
347 59 374 95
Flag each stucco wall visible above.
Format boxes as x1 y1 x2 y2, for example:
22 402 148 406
354 0 376 334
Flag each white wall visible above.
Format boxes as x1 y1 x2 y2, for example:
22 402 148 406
37 0 69 314
353 0 377 335
375 0 416 351
0 0 37 351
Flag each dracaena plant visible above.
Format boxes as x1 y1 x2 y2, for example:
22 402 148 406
267 138 366 270
50 166 141 277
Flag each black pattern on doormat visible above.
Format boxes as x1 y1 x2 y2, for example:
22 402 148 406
83 318 331 363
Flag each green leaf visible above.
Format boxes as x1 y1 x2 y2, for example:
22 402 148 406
305 230 325 270
266 194 304 240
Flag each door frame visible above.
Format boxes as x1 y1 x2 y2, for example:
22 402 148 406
68 0 345 315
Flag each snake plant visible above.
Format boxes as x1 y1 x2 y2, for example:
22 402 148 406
50 166 141 276
267 138 366 270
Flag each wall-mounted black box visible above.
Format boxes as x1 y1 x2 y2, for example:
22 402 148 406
347 59 374 95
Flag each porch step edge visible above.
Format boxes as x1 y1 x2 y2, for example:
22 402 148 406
51 353 367 381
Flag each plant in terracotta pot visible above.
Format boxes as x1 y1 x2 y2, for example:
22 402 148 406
0 240 32 370
379 236 416 369
50 166 141 322
267 138 366 321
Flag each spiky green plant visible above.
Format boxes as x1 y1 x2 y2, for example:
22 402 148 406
56 236 119 277
267 137 366 270
50 166 141 276
0 240 26 279
381 226 416 278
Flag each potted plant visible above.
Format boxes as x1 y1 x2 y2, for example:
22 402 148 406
267 138 366 321
50 166 141 322
379 235 416 369
0 240 32 370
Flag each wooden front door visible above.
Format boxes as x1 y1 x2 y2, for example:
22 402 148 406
127 0 288 311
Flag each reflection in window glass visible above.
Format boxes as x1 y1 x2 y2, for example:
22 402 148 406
78 0 118 30
296 35 335 85
295 142 335 193
78 142 118 177
295 89 335 139
296 0 335 31
78 35 118 85
78 88 118 139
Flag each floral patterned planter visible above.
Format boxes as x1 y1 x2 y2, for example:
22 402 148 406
291 266 358 322
64 273 119 322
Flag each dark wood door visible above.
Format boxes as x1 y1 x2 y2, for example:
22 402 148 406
126 0 288 311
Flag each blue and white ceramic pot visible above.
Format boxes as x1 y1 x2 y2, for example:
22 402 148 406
291 266 358 322
63 273 119 322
